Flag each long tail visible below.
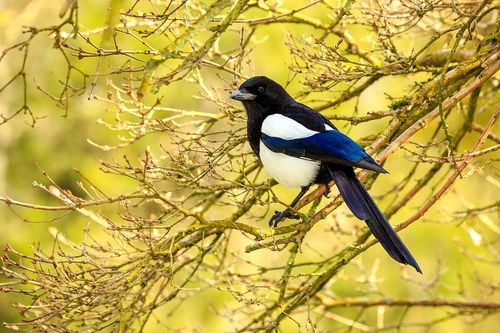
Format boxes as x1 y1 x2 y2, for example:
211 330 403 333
328 166 422 273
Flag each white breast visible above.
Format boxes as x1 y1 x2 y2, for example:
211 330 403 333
259 143 320 188
259 114 322 188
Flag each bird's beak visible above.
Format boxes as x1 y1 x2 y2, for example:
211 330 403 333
230 89 256 101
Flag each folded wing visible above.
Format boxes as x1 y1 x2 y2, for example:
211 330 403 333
261 130 387 174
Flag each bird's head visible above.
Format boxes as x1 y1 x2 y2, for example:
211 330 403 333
230 76 292 109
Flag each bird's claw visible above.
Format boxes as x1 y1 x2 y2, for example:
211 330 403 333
323 184 331 198
269 208 299 228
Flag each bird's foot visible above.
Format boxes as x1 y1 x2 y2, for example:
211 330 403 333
323 184 331 198
269 208 300 228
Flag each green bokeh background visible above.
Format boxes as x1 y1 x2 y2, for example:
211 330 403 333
0 0 498 331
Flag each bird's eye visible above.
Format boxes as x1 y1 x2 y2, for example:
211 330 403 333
258 86 265 94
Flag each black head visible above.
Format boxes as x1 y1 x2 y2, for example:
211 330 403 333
230 76 292 107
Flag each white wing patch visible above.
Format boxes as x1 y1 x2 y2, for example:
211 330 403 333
324 124 334 131
259 141 320 188
261 114 318 140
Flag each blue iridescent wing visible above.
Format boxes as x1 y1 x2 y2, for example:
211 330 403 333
261 130 387 173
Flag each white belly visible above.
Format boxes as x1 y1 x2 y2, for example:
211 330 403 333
259 141 320 188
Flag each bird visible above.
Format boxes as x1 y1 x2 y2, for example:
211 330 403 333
230 76 421 273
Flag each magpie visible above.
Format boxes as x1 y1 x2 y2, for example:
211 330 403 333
230 76 421 273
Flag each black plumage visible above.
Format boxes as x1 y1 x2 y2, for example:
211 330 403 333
230 76 421 273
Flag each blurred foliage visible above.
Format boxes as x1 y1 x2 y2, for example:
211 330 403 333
0 0 499 332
